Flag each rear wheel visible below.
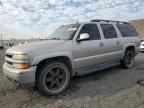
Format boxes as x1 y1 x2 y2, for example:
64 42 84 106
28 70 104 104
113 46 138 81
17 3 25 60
121 50 135 69
37 62 70 96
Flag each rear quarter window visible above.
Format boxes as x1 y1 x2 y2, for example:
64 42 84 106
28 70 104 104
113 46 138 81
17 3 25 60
117 24 138 37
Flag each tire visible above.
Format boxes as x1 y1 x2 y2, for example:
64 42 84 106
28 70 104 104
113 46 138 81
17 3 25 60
121 50 135 69
37 61 71 96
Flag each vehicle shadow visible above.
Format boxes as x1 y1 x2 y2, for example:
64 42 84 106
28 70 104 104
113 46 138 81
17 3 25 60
49 63 144 100
54 66 125 98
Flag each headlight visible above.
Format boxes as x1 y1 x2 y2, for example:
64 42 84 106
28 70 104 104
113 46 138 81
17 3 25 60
13 63 30 69
13 54 29 60
12 54 30 69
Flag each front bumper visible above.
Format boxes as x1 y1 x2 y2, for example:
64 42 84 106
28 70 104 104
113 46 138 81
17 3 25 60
3 63 37 86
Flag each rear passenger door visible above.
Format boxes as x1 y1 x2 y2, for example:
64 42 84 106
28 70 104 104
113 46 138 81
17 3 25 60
99 24 123 62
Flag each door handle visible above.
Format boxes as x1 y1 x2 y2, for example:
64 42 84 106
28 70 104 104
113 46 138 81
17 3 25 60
99 43 104 47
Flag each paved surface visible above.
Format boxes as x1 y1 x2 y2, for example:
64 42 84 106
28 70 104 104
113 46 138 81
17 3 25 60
0 49 144 108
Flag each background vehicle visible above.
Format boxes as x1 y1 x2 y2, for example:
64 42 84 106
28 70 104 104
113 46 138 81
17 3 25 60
0 46 4 50
141 38 144 42
0 42 4 50
3 19 140 96
140 41 144 52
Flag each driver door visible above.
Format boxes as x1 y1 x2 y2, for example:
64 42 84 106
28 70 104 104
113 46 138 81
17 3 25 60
73 24 104 70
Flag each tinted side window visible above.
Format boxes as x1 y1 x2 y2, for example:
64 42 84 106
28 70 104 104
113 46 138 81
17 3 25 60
101 24 118 39
80 24 101 40
117 24 138 37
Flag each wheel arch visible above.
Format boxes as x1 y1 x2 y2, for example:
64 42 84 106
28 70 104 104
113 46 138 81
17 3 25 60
123 44 136 57
34 53 75 83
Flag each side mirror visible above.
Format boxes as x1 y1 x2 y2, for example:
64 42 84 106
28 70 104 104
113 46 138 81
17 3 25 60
77 33 90 42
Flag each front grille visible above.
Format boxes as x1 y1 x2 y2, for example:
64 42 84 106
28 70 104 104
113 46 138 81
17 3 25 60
6 54 13 58
6 61 13 65
5 53 13 66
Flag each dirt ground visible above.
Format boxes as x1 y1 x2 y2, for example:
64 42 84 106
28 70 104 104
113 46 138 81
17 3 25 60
0 50 144 108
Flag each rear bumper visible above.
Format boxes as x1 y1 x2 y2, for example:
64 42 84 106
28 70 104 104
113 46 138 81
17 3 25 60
3 63 37 86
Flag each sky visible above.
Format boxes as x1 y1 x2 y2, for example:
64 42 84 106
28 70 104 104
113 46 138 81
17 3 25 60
0 0 144 39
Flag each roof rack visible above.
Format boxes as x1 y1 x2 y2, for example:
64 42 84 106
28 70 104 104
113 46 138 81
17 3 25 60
91 19 129 24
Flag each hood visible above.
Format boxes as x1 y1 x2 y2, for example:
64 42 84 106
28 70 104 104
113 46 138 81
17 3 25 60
6 40 66 54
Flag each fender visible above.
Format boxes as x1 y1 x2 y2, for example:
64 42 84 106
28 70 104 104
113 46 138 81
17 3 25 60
32 51 75 75
122 43 136 57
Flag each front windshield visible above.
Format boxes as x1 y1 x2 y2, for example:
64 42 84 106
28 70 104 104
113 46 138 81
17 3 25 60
49 24 80 40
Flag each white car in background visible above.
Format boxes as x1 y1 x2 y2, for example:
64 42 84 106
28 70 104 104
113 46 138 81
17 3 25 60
140 41 144 52
141 38 144 42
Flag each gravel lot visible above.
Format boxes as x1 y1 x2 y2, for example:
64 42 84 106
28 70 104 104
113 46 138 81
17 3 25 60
0 49 144 108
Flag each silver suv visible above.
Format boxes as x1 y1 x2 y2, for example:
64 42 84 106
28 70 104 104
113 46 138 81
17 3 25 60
3 19 140 96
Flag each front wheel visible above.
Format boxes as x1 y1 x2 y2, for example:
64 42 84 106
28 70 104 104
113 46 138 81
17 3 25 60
37 62 71 96
121 50 135 69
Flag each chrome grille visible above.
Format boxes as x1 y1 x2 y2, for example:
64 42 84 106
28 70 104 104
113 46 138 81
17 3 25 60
5 53 13 66
6 61 13 65
6 54 13 58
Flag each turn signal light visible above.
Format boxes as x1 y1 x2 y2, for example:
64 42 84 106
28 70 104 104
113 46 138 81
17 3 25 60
13 63 30 69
